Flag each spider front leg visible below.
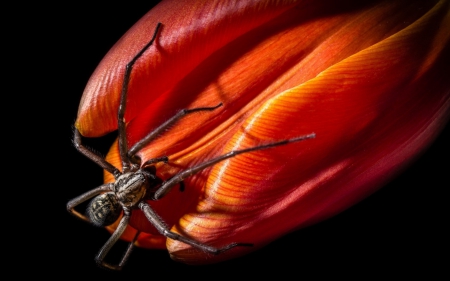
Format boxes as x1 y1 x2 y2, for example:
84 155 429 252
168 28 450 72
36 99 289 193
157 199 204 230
117 22 162 173
139 202 252 254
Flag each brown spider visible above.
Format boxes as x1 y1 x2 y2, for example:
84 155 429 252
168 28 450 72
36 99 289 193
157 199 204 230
67 22 315 270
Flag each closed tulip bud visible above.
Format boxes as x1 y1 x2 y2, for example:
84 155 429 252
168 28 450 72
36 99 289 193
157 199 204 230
75 0 450 264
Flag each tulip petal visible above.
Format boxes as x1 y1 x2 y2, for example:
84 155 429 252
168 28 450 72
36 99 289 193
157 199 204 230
166 0 450 263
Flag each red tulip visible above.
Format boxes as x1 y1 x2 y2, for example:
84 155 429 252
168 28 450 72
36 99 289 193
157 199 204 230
75 0 450 264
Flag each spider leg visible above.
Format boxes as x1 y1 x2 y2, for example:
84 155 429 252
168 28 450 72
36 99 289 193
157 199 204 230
139 202 252 254
67 183 114 223
95 209 135 271
128 103 223 158
73 128 121 178
117 230 140 268
142 156 169 167
153 133 316 200
118 22 162 173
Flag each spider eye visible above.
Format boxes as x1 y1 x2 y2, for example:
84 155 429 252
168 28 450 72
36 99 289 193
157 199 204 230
87 192 122 226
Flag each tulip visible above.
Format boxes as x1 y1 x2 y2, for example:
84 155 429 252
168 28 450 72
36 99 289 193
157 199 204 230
75 0 450 264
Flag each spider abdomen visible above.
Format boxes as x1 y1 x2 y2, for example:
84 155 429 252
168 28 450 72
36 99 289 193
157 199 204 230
87 192 121 226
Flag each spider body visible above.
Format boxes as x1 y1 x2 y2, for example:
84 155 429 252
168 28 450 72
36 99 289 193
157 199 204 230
68 22 315 270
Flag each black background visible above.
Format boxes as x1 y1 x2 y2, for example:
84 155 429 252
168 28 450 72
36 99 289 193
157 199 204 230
39 1 449 278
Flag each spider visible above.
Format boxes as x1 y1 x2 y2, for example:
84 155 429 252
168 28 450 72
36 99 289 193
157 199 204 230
67 22 316 270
